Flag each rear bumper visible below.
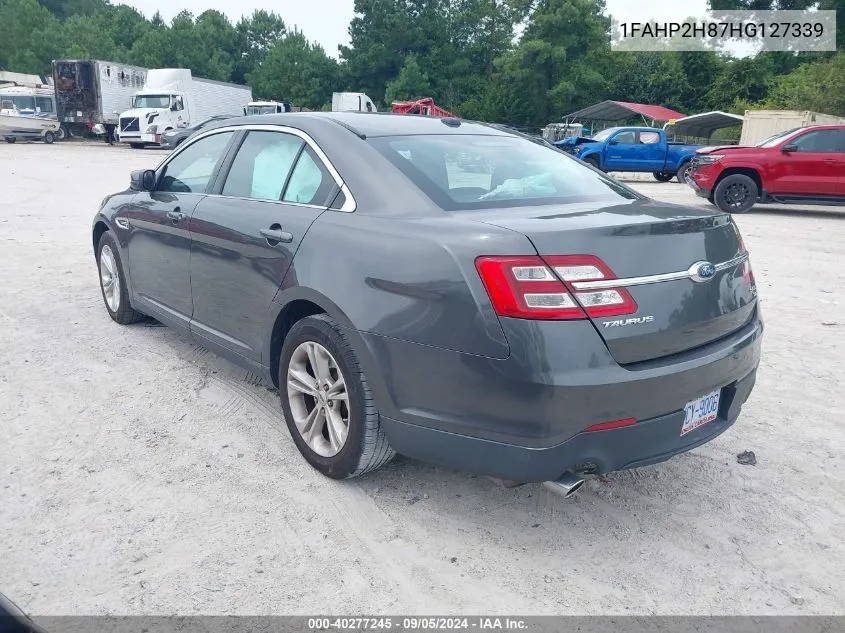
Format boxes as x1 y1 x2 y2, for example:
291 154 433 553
358 313 762 481
382 367 755 481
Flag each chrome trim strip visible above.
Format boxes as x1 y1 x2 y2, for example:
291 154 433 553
157 123 357 213
571 253 748 290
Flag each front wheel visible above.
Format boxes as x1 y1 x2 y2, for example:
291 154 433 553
584 156 602 171
676 161 693 184
279 314 395 479
713 174 758 214
653 171 675 182
43 131 55 144
129 143 144 149
97 231 144 324
5 137 16 144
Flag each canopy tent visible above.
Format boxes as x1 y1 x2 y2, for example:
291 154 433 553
561 100 687 127
664 111 744 141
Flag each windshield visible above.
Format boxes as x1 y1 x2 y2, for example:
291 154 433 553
592 128 619 142
133 94 171 109
246 105 278 115
369 134 641 210
755 128 801 147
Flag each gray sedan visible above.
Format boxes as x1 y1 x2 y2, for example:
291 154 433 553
91 113 762 493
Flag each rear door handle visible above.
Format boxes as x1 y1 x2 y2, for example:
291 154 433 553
167 209 186 222
260 225 293 244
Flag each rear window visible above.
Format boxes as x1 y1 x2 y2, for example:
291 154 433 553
369 134 640 210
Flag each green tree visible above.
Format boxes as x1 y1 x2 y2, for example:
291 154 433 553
0 0 63 74
766 52 845 114
233 10 287 83
384 54 432 103
249 29 339 108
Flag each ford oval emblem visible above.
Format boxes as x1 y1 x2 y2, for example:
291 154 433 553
688 261 717 283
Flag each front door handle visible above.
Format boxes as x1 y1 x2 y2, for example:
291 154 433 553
167 209 186 222
260 225 293 244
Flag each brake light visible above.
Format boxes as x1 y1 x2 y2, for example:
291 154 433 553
735 230 754 283
475 256 586 320
475 254 638 320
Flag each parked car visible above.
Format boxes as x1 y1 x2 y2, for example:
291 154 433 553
690 125 845 213
557 126 701 183
92 113 761 494
159 114 239 149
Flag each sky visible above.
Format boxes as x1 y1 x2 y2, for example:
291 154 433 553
118 0 712 58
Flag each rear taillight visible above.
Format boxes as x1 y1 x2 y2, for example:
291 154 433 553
475 255 638 320
583 417 636 432
736 231 755 283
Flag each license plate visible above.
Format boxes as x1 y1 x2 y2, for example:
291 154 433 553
681 389 721 436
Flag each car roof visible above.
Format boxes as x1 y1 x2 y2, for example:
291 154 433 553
217 111 512 138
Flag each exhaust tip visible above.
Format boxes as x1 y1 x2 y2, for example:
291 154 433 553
542 475 585 499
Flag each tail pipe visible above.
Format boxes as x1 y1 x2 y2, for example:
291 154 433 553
542 474 585 499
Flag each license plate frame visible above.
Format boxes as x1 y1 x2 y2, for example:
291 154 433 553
681 389 721 436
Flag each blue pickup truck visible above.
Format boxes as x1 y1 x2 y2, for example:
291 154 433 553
556 127 701 183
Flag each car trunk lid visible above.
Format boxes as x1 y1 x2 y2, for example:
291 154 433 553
468 199 758 364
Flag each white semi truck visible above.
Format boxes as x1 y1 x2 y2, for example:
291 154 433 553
117 69 252 148
332 92 377 113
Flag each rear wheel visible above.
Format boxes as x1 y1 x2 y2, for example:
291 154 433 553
97 231 144 324
43 131 55 144
279 314 395 479
676 161 693 184
56 125 67 141
713 174 758 214
653 171 675 182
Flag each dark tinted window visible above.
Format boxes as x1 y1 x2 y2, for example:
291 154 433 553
222 131 303 201
283 146 336 206
158 131 234 193
791 129 845 153
35 97 53 113
369 134 641 210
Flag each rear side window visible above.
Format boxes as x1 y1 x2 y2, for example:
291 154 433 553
158 131 234 194
222 131 303 201
369 134 640 211
639 131 660 144
283 146 336 205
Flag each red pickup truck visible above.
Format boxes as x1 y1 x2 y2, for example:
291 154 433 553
689 125 845 213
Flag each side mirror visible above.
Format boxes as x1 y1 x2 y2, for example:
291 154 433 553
170 103 178 111
782 143 797 153
608 138 619 145
130 169 156 191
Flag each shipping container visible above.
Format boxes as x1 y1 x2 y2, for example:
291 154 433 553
739 110 845 146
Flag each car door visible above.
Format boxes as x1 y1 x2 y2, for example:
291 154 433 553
602 129 637 171
189 128 340 361
637 130 666 171
772 129 845 197
123 130 235 326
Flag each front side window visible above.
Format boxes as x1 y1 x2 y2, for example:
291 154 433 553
157 131 234 194
613 130 637 144
370 134 641 210
35 97 54 113
222 131 303 201
791 129 845 153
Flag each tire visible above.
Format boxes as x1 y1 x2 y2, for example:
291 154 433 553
653 171 675 182
96 231 144 325
713 174 758 214
43 131 55 144
56 125 67 141
175 137 185 147
279 314 395 479
129 143 144 149
5 137 16 144
676 161 693 184
584 155 602 171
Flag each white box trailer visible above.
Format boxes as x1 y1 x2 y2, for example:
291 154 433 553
332 92 377 112
739 110 845 146
117 68 252 147
52 60 148 139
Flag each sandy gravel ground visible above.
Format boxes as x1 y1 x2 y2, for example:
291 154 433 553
1 142 843 616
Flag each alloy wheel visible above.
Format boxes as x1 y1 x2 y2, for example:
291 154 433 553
286 341 350 457
99 244 120 312
722 182 749 209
